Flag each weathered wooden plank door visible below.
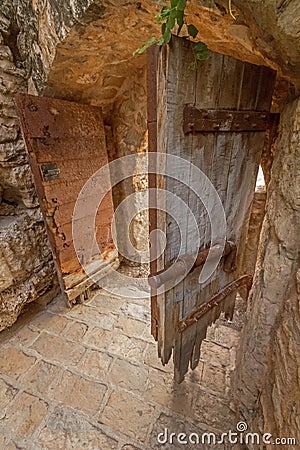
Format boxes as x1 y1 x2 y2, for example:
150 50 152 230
148 37 277 382
15 94 119 304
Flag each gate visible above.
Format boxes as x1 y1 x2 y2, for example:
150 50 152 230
15 94 119 305
148 37 278 382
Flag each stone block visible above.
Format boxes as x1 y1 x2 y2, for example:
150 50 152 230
216 325 240 349
30 332 85 366
0 347 36 379
77 349 113 380
108 358 148 393
89 293 126 314
49 370 107 416
200 340 231 367
143 343 173 373
3 392 48 439
61 320 89 341
84 327 147 364
0 378 18 417
146 368 195 418
30 312 68 334
120 302 150 323
99 390 155 442
114 315 147 340
193 389 236 430
200 363 227 396
67 305 118 330
37 406 118 450
21 360 61 394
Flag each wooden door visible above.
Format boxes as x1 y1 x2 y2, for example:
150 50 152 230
148 37 277 382
15 94 119 305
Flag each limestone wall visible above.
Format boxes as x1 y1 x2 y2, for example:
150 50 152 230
236 97 300 447
0 6 58 331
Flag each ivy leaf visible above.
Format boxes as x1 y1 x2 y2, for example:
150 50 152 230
166 15 175 29
163 28 172 43
133 37 156 56
157 36 165 46
188 61 197 70
187 24 198 38
176 10 184 35
155 6 170 23
171 0 179 7
177 0 186 11
170 8 180 19
195 41 209 60
195 41 208 52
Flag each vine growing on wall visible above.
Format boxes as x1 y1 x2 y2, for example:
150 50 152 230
134 0 236 68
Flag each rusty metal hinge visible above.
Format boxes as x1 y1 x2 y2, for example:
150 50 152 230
183 105 280 134
177 274 253 332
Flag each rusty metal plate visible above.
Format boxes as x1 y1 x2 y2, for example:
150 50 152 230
40 162 60 181
16 94 104 139
15 93 119 305
183 105 279 134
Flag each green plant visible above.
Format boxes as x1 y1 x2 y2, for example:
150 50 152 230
134 0 236 67
133 0 209 64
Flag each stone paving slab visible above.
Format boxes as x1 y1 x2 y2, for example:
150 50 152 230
0 278 247 449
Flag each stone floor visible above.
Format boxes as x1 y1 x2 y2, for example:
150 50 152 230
0 272 247 450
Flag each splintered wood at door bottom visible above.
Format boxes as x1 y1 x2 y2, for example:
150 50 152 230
178 274 253 332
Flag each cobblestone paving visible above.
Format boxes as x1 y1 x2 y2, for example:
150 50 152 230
0 278 246 449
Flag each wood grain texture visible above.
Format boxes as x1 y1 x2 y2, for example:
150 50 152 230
150 37 277 382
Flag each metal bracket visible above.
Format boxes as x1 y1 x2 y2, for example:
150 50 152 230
148 241 236 290
177 274 253 332
40 163 60 181
183 105 280 134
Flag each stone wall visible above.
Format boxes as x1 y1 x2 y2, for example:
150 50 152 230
0 4 58 331
235 97 300 447
109 69 148 262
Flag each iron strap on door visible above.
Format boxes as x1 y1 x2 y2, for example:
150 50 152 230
148 36 278 383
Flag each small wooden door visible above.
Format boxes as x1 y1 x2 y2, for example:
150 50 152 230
15 94 119 304
148 37 277 382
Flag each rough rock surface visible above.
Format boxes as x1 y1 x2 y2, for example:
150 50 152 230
0 6 58 330
236 98 300 446
0 211 57 331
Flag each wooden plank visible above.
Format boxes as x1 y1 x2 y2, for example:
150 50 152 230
151 38 277 382
147 45 159 340
178 51 224 379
